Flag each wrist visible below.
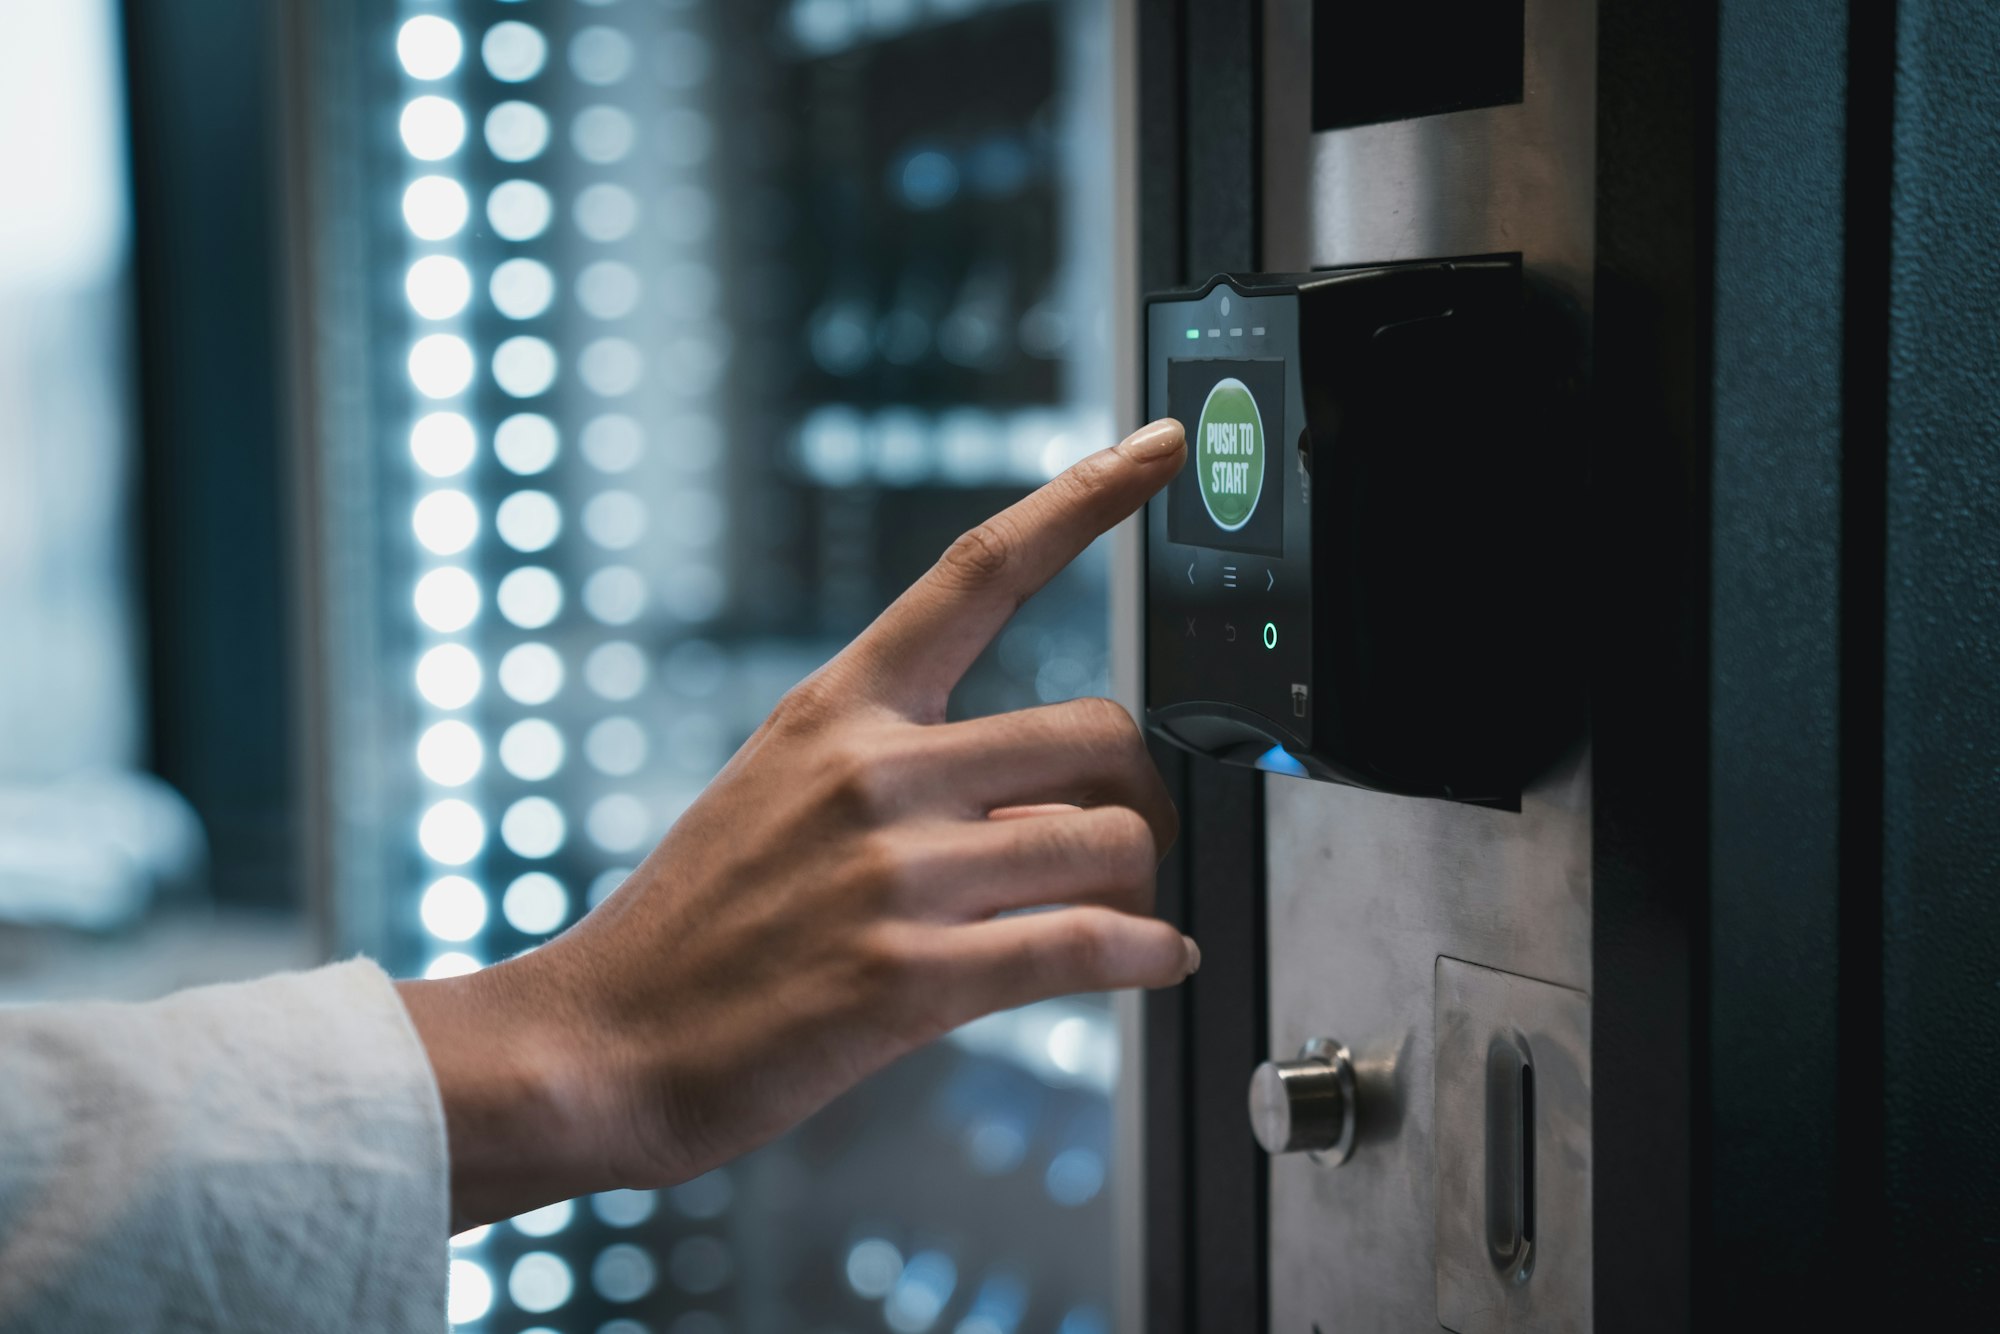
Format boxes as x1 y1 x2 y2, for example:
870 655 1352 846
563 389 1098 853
396 952 617 1230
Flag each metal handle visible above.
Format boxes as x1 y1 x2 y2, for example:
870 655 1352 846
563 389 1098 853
1247 1037 1356 1165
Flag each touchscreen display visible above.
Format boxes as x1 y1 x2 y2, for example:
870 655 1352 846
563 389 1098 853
1166 358 1286 557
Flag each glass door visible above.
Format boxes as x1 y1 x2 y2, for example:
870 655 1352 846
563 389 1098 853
296 2 1128 1331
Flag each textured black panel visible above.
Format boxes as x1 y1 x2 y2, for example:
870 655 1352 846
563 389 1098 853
1183 0 1259 281
1142 739 1191 1334
1706 0 1849 1308
1310 0 1523 131
1139 0 1185 307
1178 5 1268 1330
1138 3 1266 1329
1184 761 1265 1334
1139 8 1190 1332
1589 0 1712 1327
1882 0 2000 1301
1179 4 1267 1325
1834 0 1896 1299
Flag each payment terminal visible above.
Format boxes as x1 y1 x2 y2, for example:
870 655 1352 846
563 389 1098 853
1143 261 1569 803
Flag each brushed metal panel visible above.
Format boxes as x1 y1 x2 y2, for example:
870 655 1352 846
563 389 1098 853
1266 0 1597 282
1266 755 1590 1330
1434 958 1592 1334
1262 0 1596 1327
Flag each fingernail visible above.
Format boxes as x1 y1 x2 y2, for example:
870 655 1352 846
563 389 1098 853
1120 418 1185 462
1182 935 1201 975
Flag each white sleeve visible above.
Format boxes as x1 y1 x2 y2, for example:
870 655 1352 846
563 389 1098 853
0 958 448 1333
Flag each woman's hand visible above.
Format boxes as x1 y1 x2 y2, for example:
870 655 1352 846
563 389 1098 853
398 418 1195 1230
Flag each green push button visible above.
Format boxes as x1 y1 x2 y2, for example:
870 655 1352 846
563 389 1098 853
1194 376 1266 532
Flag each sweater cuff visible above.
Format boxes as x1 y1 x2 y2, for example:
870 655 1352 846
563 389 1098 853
0 957 449 1331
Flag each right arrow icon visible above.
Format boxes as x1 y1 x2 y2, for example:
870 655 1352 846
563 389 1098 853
1266 568 1275 591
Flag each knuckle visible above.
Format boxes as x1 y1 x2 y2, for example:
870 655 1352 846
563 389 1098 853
773 677 835 733
1098 807 1157 876
853 929 946 1039
940 519 1016 588
1083 816 1157 916
1058 912 1114 979
823 736 897 822
1076 695 1139 744
853 830 922 903
1061 447 1121 496
852 926 918 996
1059 454 1128 523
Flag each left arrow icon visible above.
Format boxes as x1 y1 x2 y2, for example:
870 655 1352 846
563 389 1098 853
1187 561 1196 585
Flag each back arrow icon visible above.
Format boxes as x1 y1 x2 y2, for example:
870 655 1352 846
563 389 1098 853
1187 561 1196 585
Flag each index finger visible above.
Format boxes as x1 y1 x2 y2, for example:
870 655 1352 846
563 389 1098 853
844 418 1186 716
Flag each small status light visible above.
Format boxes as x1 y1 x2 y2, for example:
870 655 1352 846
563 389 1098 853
1184 328 1199 340
1263 621 1279 650
1255 746 1309 778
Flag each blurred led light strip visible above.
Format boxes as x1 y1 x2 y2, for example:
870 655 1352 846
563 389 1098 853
396 8 491 993
558 0 731 923
475 0 581 969
549 0 736 1317
399 2 742 1324
786 0 1038 57
794 404 1103 490
396 9 500 1325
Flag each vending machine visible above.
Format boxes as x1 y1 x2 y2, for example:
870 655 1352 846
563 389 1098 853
279 2 2000 1329
1127 1 2000 1329
1127 2 1666 1330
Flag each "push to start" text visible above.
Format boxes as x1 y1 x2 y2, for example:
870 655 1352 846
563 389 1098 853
1205 420 1255 495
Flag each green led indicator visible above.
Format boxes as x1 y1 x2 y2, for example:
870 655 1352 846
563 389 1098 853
1185 328 1200 340
1263 622 1278 650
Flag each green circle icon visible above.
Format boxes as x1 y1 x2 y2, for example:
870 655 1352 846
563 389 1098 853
1194 376 1266 532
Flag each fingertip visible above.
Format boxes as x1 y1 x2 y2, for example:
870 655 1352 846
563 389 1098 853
1116 418 1186 464
1141 927 1201 990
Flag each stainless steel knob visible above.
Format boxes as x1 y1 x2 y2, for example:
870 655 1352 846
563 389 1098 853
1248 1037 1356 1164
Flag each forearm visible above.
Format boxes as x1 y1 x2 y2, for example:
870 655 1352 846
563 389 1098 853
395 951 625 1230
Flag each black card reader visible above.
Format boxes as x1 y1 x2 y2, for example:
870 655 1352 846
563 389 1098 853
1143 262 1573 803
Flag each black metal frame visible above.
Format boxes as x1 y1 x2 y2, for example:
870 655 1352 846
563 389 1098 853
1139 2 1269 1330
